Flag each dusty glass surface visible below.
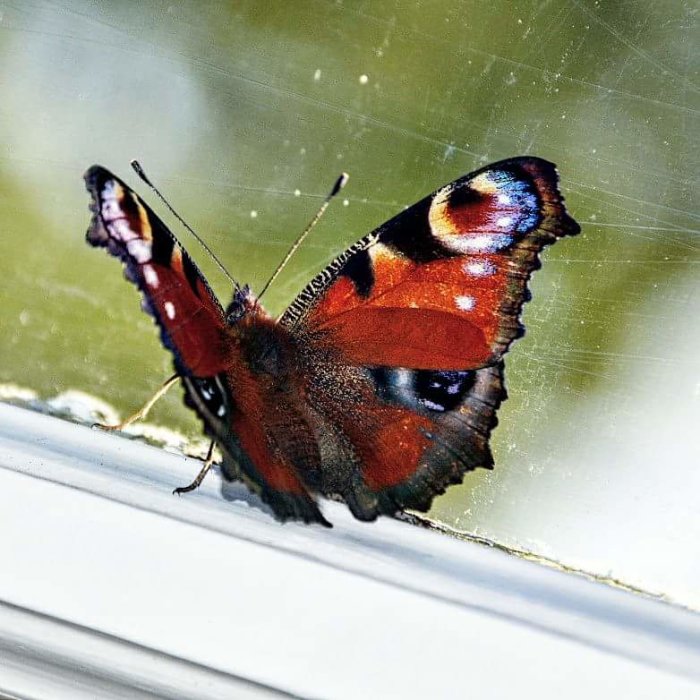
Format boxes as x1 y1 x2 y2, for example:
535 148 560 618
0 2 697 606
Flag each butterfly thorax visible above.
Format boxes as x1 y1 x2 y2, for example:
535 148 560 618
225 284 258 325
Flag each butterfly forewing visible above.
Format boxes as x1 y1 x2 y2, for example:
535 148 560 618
84 166 230 377
281 157 579 370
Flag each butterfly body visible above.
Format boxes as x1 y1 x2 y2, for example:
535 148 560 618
84 157 579 527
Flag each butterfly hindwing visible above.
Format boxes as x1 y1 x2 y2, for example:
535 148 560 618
292 344 506 520
183 370 330 526
364 363 506 517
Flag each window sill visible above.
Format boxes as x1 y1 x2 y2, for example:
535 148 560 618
0 403 698 699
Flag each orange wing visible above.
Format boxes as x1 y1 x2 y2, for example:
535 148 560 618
281 157 579 371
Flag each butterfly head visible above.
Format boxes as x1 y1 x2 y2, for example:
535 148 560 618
225 284 257 324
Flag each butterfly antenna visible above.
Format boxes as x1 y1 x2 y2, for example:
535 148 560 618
130 160 240 290
257 172 349 301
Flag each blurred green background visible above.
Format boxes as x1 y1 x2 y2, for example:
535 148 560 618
0 1 697 606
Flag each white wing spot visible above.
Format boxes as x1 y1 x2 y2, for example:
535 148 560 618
456 295 476 311
457 233 512 252
465 261 496 277
470 172 497 193
101 181 117 199
164 301 176 320
143 265 159 288
126 238 152 263
101 198 121 221
111 218 139 243
496 216 513 228
497 194 512 205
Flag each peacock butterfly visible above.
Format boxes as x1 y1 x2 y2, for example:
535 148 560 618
84 157 579 527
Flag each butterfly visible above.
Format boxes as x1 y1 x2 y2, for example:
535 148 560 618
84 157 579 527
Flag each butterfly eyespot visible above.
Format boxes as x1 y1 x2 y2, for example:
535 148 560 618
188 376 230 423
456 233 513 253
415 370 477 413
514 210 540 233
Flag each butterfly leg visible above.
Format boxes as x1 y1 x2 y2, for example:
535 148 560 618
174 440 217 495
93 373 180 431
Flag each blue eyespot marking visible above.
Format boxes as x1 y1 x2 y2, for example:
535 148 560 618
490 170 540 234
